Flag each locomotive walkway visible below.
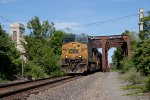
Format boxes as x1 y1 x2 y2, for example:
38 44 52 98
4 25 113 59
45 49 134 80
28 72 149 100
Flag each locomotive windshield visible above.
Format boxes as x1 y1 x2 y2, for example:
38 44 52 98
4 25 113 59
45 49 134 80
63 34 75 43
75 34 88 43
63 34 88 44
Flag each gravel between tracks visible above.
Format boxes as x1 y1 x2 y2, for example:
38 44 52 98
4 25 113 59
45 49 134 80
28 72 150 100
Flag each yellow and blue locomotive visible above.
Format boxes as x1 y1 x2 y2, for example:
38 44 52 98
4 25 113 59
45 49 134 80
61 34 102 73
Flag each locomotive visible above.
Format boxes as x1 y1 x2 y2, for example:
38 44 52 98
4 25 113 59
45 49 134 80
61 34 102 74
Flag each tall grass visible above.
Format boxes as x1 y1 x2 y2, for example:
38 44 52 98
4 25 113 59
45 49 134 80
121 68 144 85
121 68 150 94
144 76 150 92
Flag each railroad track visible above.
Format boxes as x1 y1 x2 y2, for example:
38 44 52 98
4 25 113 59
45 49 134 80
0 75 81 100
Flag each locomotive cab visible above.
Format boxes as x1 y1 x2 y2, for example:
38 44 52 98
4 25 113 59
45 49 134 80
61 34 88 73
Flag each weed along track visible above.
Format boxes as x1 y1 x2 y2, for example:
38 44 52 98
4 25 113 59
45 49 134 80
0 75 82 100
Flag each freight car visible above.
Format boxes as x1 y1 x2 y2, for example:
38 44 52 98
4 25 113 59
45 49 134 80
61 34 102 74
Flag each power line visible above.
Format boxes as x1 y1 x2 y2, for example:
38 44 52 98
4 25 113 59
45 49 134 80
0 16 31 34
65 11 149 30
96 26 139 35
0 11 149 33
0 16 14 24
63 13 139 30
0 16 19 29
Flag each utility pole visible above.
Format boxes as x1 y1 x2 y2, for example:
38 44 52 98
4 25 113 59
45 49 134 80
21 54 24 79
65 28 71 31
139 8 144 32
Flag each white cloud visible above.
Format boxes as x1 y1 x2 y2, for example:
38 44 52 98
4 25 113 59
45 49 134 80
55 22 79 30
0 0 16 4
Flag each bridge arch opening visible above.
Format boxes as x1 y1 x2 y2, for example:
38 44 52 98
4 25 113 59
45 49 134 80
89 35 131 72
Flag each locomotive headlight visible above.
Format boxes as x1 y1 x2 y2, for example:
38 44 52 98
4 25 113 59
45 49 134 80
65 56 68 58
72 43 76 47
79 55 82 58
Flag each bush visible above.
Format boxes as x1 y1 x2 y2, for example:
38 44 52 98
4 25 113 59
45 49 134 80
121 68 144 85
128 72 143 85
133 39 150 76
0 73 7 80
50 70 65 77
25 62 48 79
145 76 150 92
120 57 134 73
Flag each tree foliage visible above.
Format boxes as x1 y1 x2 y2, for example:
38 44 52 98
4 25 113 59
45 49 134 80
49 30 67 55
133 39 150 76
0 24 21 80
133 13 150 76
112 31 138 69
27 16 55 39
112 48 124 69
112 13 150 77
139 13 150 40
23 17 67 78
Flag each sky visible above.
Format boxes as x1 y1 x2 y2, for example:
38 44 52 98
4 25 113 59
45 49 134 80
0 0 150 62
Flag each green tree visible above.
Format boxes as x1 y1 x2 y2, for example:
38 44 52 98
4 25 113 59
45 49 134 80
133 12 150 76
23 17 66 78
112 48 124 69
0 24 21 80
49 30 67 55
112 31 138 69
27 16 55 39
139 13 150 40
23 35 55 78
133 39 150 76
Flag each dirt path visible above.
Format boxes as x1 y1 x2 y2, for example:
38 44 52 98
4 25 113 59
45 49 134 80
79 72 149 100
28 72 150 100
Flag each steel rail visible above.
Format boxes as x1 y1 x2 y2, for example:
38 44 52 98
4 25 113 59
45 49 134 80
0 76 77 99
